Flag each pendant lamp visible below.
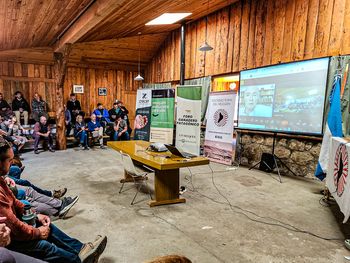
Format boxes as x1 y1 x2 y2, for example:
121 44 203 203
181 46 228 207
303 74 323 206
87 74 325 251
135 32 144 81
199 0 213 52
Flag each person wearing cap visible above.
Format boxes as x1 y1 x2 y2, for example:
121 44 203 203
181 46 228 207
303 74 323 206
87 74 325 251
108 102 119 123
115 100 131 135
113 114 130 141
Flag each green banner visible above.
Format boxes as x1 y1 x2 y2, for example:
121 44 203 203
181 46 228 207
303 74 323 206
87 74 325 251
150 89 175 144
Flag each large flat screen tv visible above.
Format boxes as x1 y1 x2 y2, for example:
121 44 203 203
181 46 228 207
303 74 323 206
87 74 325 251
238 57 330 135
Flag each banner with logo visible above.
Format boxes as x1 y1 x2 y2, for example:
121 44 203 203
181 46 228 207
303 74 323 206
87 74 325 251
150 89 175 144
176 85 202 155
134 89 152 141
326 137 350 223
204 91 236 165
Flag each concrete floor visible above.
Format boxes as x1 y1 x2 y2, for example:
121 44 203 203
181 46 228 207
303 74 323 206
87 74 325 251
21 147 350 263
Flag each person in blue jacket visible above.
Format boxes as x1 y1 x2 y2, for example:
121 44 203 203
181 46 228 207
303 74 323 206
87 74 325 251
92 103 110 128
87 113 105 149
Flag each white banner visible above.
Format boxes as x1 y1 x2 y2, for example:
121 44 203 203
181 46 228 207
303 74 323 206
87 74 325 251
326 137 350 223
176 85 202 155
204 91 236 165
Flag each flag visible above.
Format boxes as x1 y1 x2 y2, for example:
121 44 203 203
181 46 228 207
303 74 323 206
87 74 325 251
315 75 343 180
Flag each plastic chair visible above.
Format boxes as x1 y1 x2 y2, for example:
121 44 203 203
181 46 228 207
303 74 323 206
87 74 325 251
119 151 153 205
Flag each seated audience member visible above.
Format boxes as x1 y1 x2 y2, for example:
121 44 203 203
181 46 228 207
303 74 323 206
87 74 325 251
8 165 67 198
92 103 110 127
0 217 46 263
0 93 12 118
8 116 27 152
65 104 72 136
31 93 48 122
67 93 84 124
116 100 132 135
0 138 107 262
113 115 130 141
108 102 119 123
11 92 30 126
74 115 89 150
87 114 105 149
0 118 21 154
33 116 54 154
5 176 78 218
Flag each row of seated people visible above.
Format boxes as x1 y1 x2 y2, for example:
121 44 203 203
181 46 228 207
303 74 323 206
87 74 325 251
0 135 107 262
0 92 50 126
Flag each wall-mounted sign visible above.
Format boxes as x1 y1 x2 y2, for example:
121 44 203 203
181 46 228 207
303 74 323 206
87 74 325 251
98 87 107 96
73 85 84 94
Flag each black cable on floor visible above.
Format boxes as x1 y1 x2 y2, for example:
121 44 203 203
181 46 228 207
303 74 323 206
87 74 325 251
185 166 343 242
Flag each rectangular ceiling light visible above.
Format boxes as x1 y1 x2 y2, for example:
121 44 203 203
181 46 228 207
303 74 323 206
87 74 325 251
146 13 192 25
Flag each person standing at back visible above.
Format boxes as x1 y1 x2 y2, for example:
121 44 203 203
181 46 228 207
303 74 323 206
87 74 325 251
12 92 30 126
31 93 48 122
66 93 84 124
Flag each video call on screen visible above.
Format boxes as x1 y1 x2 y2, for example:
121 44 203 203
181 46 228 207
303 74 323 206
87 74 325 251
238 57 329 135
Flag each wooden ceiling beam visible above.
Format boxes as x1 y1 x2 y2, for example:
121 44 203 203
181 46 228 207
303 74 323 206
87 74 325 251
53 0 127 52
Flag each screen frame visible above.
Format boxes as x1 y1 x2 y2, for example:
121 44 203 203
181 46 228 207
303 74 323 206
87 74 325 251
237 56 331 136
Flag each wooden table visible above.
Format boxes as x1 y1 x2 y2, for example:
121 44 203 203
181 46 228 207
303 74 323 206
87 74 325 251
107 140 209 207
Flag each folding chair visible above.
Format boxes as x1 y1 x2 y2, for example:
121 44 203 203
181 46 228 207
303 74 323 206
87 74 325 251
119 151 153 205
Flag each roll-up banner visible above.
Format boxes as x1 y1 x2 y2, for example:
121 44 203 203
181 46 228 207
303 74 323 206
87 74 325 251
134 89 152 141
150 89 175 144
204 91 236 165
176 85 202 155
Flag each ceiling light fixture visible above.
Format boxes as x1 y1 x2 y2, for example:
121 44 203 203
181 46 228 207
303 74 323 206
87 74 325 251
146 13 192 25
199 0 213 52
134 32 144 82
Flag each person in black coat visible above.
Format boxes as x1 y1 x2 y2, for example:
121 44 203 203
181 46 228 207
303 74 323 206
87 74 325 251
0 93 12 118
66 93 84 124
12 91 30 126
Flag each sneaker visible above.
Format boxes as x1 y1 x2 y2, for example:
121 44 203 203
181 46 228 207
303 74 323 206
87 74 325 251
58 196 79 218
84 146 90 150
100 145 106 149
79 235 107 263
34 150 39 154
53 188 67 199
179 186 186 195
49 147 55 152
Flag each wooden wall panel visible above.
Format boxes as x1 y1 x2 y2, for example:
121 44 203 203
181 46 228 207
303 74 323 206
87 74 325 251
0 62 137 126
146 0 350 83
64 67 138 127
0 62 56 112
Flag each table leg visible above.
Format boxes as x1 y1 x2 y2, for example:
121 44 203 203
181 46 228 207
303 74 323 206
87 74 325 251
149 168 186 207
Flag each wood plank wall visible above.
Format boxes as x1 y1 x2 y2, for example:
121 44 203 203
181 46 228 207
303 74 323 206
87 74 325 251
0 62 56 111
145 0 350 83
0 62 139 127
64 67 140 127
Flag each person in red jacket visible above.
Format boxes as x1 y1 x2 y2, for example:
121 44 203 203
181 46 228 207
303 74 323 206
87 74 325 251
0 136 107 263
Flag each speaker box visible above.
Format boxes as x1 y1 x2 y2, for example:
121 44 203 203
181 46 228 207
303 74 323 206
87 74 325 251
259 153 275 172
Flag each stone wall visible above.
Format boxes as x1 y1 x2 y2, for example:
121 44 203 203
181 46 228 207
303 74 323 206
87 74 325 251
238 133 322 178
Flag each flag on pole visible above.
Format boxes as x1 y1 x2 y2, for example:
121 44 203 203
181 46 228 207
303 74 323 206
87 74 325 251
315 75 343 180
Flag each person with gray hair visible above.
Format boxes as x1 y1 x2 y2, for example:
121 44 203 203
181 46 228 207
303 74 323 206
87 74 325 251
33 116 54 154
87 114 105 149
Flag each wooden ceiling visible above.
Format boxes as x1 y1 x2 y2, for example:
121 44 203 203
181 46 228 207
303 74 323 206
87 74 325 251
0 0 237 69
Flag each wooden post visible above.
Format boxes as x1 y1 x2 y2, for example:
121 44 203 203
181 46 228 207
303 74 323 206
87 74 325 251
53 44 71 150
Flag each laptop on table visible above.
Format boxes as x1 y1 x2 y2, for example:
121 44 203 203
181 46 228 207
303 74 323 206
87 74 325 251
164 144 197 158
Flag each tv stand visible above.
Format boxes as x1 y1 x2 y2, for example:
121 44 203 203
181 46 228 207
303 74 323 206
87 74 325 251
249 132 298 183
